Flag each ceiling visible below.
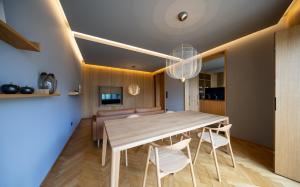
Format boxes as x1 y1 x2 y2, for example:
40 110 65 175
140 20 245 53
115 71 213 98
61 0 291 72
75 38 164 71
202 56 224 73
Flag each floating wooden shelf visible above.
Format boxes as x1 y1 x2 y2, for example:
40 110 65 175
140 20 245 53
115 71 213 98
68 92 80 96
0 92 60 100
0 20 40 52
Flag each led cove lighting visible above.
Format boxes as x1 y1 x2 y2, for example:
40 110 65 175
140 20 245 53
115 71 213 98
52 0 83 63
56 0 296 74
73 31 181 61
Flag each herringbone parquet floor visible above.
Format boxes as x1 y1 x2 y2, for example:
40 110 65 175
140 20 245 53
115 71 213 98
42 119 300 187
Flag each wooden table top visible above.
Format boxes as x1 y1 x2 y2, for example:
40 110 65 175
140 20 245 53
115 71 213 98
104 111 228 151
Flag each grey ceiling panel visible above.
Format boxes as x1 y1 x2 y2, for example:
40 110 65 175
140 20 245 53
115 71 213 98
61 0 291 71
76 38 164 72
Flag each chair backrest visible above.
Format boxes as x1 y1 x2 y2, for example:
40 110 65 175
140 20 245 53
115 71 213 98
207 123 232 132
217 124 232 132
167 138 191 151
127 114 140 118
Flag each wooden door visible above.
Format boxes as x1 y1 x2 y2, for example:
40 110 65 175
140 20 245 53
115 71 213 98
275 25 300 182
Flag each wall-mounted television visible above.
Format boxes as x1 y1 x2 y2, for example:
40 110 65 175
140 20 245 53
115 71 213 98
99 86 123 105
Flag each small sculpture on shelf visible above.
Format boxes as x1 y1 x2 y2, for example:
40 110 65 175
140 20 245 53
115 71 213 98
38 72 57 94
68 84 81 96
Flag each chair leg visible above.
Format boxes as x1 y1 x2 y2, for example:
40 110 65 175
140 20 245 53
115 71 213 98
193 139 202 165
189 161 197 187
193 129 205 164
125 150 128 167
169 136 173 145
187 145 197 187
228 142 236 168
212 147 221 182
209 130 221 182
180 135 184 141
97 139 100 148
142 146 152 187
154 148 162 187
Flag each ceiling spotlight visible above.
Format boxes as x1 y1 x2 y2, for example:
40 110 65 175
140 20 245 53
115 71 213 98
178 11 188 22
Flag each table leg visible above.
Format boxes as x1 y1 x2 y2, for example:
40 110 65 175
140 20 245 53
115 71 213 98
102 127 107 166
111 150 121 187
224 119 231 154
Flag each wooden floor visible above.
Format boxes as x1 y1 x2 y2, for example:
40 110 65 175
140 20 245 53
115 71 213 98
42 119 300 187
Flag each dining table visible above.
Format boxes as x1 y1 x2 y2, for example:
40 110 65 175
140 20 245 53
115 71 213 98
101 111 229 187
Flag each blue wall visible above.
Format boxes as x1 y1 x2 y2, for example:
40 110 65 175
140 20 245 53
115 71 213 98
165 73 185 111
0 0 82 186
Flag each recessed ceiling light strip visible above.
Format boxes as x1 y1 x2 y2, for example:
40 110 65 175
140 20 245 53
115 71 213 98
53 0 83 63
73 31 181 61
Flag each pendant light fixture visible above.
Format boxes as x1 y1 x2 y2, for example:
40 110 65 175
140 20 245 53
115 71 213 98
166 11 202 82
128 84 140 96
128 65 140 96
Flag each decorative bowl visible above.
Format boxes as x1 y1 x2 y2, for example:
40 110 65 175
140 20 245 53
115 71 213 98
20 86 34 94
1 84 20 94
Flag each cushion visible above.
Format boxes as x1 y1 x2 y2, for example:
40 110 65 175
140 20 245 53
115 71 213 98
135 107 162 113
97 108 135 117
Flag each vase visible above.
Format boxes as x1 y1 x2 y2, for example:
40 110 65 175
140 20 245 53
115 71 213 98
44 73 57 94
38 72 48 89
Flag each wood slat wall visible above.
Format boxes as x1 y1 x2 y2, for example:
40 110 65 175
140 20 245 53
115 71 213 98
200 100 225 115
82 65 155 118
154 72 165 109
275 25 300 182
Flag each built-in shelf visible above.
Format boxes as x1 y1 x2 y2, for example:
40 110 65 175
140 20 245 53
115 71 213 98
0 20 40 52
0 92 60 100
68 92 80 96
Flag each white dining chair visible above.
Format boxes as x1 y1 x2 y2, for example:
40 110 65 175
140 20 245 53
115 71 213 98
193 123 236 182
143 134 196 187
123 114 140 166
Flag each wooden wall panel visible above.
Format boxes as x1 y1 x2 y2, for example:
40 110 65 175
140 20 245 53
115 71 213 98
135 73 145 108
82 65 155 118
144 74 154 107
122 71 135 109
82 66 91 116
111 70 123 87
275 25 300 182
200 100 225 115
155 75 160 107
154 73 165 109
